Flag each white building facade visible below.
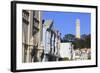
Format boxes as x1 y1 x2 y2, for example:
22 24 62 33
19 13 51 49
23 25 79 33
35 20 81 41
42 20 61 61
60 42 74 60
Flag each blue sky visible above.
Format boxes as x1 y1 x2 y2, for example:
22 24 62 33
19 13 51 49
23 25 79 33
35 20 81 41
42 11 91 38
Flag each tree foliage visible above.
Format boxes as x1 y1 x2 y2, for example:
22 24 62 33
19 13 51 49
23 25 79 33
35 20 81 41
62 34 91 49
61 34 75 42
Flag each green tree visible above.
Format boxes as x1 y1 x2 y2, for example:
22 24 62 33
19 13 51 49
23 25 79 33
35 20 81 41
62 34 91 50
62 34 75 42
85 34 91 48
73 34 91 49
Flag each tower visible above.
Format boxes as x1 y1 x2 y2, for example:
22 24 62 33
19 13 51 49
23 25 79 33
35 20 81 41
76 19 80 39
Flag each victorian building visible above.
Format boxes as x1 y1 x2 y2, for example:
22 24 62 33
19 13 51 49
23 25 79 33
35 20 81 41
22 10 61 63
42 20 61 61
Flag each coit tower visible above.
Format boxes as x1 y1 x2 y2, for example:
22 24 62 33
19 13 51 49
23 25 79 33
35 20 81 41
76 19 80 39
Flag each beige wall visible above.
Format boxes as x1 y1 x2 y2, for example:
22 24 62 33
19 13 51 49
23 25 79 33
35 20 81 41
22 10 43 62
